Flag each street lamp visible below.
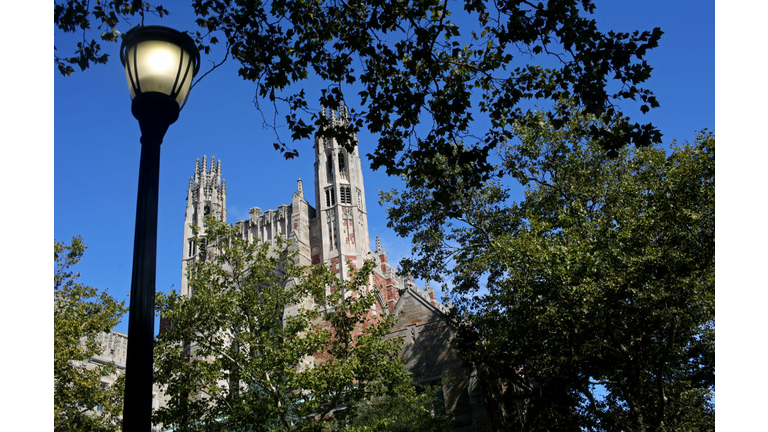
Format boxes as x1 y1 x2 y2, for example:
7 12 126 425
120 25 200 432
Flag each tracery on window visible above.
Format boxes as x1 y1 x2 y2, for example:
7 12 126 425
340 185 351 204
325 187 336 207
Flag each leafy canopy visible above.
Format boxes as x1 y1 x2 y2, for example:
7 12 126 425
54 237 127 432
154 219 417 431
55 0 662 209
339 383 452 432
381 105 715 431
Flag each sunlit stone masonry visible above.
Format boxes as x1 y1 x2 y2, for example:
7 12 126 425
171 105 491 431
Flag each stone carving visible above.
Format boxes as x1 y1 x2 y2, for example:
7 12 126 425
249 207 262 225
357 188 363 209
407 282 449 314
95 331 128 367
320 103 352 128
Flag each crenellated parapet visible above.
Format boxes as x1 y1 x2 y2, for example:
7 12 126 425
93 331 128 368
242 204 295 244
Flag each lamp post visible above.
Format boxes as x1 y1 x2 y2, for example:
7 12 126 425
120 25 200 432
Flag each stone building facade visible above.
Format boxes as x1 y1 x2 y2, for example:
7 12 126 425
177 106 490 430
89 331 167 431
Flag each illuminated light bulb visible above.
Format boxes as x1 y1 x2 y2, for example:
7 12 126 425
146 48 174 72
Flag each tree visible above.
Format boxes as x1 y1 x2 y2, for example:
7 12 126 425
153 219 414 431
339 383 452 432
381 105 715 431
55 0 662 208
54 0 169 76
54 237 127 432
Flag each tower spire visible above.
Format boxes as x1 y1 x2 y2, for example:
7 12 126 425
313 103 369 279
181 155 227 297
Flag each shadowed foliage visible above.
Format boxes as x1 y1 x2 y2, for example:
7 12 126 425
381 104 714 431
55 0 662 211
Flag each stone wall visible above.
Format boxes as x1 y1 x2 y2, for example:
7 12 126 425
388 287 490 431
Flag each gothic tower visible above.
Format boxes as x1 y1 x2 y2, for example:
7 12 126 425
180 155 226 297
166 116 490 430
311 105 371 280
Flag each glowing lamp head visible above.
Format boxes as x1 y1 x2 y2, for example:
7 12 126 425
120 26 201 110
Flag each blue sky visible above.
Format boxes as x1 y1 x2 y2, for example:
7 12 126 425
53 2 714 338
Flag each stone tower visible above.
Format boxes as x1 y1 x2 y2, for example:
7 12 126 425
310 105 371 280
168 111 491 430
180 155 226 298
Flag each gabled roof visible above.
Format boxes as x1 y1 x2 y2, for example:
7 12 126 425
390 282 448 319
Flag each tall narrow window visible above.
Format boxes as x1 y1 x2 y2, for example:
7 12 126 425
330 223 337 250
198 239 208 261
325 187 336 207
326 153 334 182
340 185 351 204
338 152 347 180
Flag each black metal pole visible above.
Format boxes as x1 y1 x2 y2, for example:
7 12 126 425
122 133 162 432
122 92 178 432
